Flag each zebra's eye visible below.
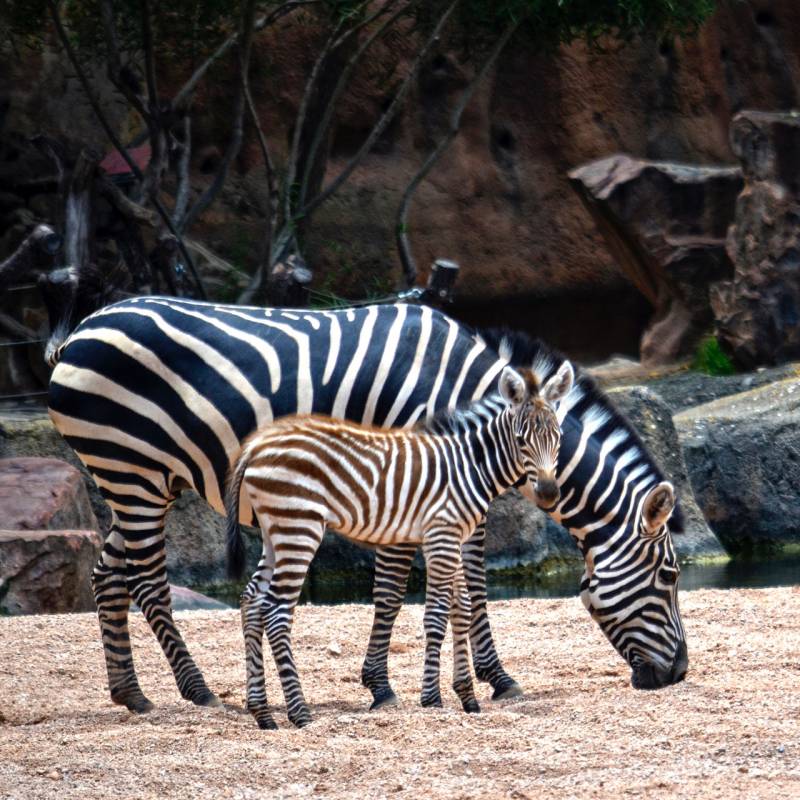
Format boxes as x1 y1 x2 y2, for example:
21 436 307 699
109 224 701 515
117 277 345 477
659 567 679 585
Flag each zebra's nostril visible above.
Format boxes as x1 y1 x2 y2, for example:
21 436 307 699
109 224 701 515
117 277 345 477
536 479 559 506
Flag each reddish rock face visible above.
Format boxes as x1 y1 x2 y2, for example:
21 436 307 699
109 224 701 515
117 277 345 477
0 458 97 532
712 110 800 368
3 1 800 358
0 458 100 614
0 529 101 614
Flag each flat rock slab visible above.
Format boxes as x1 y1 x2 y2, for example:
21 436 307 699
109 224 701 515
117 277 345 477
0 457 98 532
0 529 101 614
676 377 800 551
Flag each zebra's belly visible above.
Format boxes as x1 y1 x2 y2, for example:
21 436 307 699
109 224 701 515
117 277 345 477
327 517 425 548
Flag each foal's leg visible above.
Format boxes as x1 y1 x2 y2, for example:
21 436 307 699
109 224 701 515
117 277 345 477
262 521 325 728
240 542 277 729
450 563 480 713
462 521 522 700
361 543 417 710
420 530 460 708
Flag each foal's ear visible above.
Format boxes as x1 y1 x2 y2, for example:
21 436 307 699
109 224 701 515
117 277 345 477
499 368 527 406
642 481 676 535
542 360 574 407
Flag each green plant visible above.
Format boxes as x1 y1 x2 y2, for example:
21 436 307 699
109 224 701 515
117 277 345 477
692 335 735 376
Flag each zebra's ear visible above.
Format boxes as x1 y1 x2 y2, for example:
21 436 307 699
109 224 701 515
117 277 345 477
642 481 675 535
499 368 527 407
542 360 574 407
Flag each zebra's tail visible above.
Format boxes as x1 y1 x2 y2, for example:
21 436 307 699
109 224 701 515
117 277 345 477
225 442 253 582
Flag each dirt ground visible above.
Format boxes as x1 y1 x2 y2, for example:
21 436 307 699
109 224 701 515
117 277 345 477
1 588 799 800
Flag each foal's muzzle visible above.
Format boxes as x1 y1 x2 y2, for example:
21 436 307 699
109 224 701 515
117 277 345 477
535 477 560 510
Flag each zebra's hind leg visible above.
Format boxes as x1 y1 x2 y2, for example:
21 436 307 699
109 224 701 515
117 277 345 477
93 526 154 713
117 504 220 709
450 564 480 714
361 544 417 710
420 531 460 709
240 548 277 729
261 522 324 728
462 522 522 701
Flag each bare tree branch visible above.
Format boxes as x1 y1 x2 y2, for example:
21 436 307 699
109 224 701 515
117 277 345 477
47 0 206 298
180 0 259 233
140 0 160 112
238 60 279 305
172 114 192 227
300 0 461 218
99 0 151 123
283 10 352 229
98 178 158 227
396 20 519 285
297 0 416 210
0 224 60 290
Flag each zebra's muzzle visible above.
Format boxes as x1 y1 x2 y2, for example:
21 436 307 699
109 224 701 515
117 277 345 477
630 640 688 690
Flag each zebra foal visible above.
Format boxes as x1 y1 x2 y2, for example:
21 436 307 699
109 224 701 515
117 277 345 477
225 362 573 729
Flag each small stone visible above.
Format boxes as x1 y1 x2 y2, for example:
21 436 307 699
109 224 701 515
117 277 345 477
326 641 341 656
46 770 61 780
738 766 749 774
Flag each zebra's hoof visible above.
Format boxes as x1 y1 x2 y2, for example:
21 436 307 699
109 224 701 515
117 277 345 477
256 716 278 730
369 690 398 711
420 695 443 709
289 712 313 728
462 699 481 714
491 681 523 701
112 690 155 714
191 690 222 708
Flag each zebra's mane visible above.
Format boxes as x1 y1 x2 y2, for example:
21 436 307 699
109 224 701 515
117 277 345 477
419 393 507 437
474 327 685 533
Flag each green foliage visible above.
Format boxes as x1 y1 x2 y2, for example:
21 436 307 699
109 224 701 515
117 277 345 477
692 335 735 376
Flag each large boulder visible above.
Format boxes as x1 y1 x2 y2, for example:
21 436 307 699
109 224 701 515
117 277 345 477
0 529 101 614
675 377 800 554
0 456 97 532
569 155 742 365
711 110 800 368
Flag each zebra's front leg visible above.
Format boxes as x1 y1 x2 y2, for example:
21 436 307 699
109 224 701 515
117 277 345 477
420 532 459 709
361 544 417 710
450 564 480 713
261 523 324 728
122 515 220 709
462 521 523 700
93 526 154 713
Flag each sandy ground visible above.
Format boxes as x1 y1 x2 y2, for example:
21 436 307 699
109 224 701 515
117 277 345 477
1 588 799 800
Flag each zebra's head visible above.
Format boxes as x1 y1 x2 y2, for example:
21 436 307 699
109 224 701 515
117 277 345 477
499 361 574 510
579 481 688 690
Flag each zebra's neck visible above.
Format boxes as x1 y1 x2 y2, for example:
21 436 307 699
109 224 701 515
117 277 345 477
427 396 524 511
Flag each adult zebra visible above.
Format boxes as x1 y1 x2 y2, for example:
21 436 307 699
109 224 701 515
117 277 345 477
47 295 687 714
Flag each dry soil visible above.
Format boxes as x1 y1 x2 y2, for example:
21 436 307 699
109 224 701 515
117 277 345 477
1 588 799 800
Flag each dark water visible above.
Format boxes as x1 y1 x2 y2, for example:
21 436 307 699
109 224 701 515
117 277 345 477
201 555 800 609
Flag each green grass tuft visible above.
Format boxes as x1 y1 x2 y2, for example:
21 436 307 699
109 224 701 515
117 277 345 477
692 335 735 376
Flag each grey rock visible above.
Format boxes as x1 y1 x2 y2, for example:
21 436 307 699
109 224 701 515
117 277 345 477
675 377 800 553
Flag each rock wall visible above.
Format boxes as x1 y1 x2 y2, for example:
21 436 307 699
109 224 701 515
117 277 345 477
3 2 800 358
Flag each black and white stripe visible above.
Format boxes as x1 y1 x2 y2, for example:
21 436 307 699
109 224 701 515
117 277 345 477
48 296 687 713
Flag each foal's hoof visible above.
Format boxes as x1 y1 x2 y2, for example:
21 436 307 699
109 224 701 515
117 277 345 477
112 689 155 714
462 699 481 714
491 680 523 701
369 689 399 711
191 690 222 708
